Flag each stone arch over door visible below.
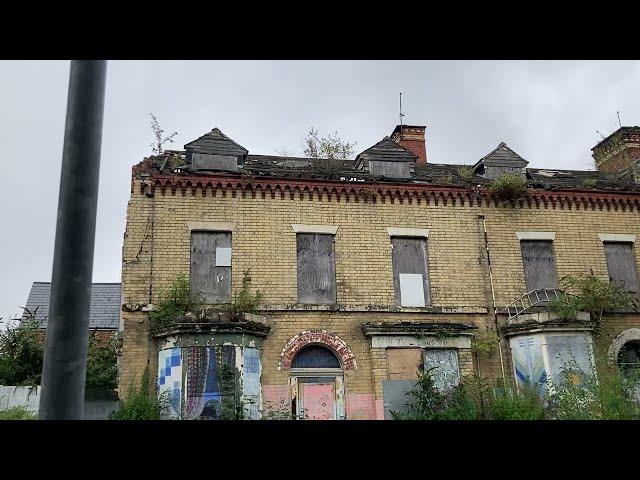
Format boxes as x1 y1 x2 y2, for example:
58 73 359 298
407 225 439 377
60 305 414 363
609 328 640 363
279 329 357 370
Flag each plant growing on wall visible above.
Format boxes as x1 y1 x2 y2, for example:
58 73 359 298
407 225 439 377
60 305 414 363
0 406 37 420
149 113 178 155
150 275 202 327
218 363 245 420
550 270 639 332
471 333 501 356
303 127 356 180
456 166 475 183
229 269 263 314
487 173 527 201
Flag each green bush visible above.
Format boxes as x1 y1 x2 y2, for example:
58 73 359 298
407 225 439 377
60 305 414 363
111 369 167 420
0 317 43 386
488 383 545 420
488 173 527 201
0 406 37 420
85 331 118 390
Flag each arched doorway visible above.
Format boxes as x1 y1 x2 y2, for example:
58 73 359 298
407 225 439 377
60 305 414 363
290 344 345 420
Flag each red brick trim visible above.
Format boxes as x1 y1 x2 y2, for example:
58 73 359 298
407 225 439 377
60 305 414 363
140 173 640 212
279 329 357 371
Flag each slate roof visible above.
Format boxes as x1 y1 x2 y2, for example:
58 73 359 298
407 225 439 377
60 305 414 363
184 127 248 156
20 282 121 330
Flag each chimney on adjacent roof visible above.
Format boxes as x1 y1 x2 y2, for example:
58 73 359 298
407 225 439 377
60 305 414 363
390 125 427 164
591 126 640 174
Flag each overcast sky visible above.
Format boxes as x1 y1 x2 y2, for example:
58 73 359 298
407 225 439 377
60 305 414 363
1 60 639 320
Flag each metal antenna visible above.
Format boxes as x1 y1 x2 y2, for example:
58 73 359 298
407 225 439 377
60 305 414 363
399 92 405 137
617 111 622 128
596 130 606 140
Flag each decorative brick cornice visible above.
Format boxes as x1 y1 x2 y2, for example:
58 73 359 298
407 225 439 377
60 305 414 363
139 172 640 212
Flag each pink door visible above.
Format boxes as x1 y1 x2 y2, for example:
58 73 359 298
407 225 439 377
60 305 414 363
301 383 336 420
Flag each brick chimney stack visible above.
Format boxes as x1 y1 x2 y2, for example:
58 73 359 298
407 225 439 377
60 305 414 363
591 126 640 174
390 125 427 164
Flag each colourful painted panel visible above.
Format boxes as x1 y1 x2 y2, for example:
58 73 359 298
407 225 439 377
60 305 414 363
242 347 261 420
157 348 182 419
546 334 594 386
302 383 335 420
510 336 547 390
184 346 222 420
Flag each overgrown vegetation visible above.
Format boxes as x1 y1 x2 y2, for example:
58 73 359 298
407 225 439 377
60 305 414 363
391 369 479 420
582 178 598 188
394 347 640 420
149 113 178 155
0 316 43 386
488 173 527 201
302 128 356 180
150 275 202 327
0 406 37 420
546 348 640 420
111 368 168 420
550 270 638 332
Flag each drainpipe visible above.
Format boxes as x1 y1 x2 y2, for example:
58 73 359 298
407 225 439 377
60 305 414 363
478 214 506 383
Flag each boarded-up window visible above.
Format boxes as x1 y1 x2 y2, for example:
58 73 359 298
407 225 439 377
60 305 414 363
423 349 460 392
604 242 640 294
190 231 231 303
386 348 423 380
296 233 336 304
391 237 430 307
520 240 558 291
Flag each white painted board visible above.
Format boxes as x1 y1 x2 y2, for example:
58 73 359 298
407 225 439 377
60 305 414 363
399 273 425 307
215 247 232 267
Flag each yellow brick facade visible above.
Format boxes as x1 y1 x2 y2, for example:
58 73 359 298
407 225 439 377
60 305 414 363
119 170 640 419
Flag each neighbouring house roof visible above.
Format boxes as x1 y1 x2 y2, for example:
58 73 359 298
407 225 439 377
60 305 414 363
20 282 121 330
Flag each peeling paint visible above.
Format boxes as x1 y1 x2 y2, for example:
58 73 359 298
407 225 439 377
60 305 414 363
346 393 376 420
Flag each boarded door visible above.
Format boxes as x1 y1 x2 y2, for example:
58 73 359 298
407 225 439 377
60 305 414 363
296 234 336 304
604 242 640 294
520 240 558 291
301 383 336 420
391 237 430 306
190 231 232 304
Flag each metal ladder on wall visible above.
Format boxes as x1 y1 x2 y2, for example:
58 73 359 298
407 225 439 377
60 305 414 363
503 288 568 321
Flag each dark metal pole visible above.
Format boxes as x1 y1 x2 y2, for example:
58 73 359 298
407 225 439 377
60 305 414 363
39 60 107 420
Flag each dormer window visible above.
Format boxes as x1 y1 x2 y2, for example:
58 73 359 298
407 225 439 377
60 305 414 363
473 142 528 180
355 137 417 180
184 127 248 173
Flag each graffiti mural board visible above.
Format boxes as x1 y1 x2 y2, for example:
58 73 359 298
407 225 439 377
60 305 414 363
423 349 460 392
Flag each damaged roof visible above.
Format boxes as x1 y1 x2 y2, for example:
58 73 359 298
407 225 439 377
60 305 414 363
20 282 121 330
141 127 640 193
